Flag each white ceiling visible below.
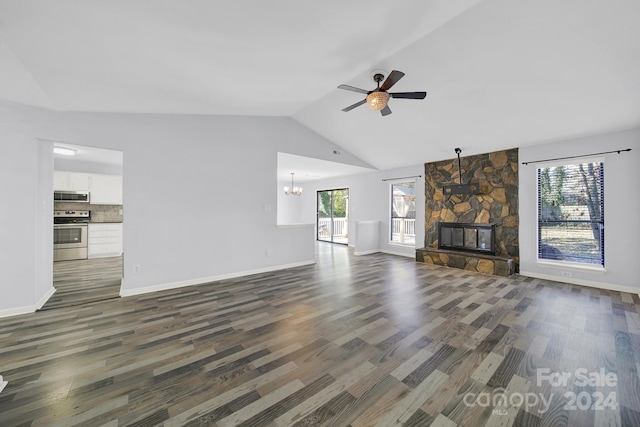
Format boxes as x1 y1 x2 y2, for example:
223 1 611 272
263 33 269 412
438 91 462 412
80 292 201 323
2 0 639 171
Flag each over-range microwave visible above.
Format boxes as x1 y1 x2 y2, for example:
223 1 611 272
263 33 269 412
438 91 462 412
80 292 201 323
54 190 90 203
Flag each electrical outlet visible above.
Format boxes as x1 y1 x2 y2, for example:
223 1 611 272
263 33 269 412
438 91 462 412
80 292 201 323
133 264 141 274
561 271 572 277
265 249 272 257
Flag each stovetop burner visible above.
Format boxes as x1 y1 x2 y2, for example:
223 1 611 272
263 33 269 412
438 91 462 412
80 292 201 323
53 210 91 224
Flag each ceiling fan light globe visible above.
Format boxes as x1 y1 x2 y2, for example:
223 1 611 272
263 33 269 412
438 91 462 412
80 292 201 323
366 91 390 111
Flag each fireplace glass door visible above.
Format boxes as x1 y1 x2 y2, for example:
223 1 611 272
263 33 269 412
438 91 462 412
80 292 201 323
438 222 495 254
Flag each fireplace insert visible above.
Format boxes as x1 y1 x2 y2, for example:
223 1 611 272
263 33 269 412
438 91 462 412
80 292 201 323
438 222 495 255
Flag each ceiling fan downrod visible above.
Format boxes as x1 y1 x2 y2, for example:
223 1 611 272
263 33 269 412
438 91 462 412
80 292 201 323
455 147 462 184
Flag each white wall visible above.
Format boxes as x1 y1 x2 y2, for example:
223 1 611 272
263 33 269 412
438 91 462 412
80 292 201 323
0 100 371 314
0 127 38 313
519 127 640 291
35 140 54 308
299 165 426 258
0 102 56 315
276 179 305 224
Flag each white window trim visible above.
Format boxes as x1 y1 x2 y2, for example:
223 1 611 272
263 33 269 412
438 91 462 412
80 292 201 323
389 180 417 245
535 157 605 268
536 259 606 273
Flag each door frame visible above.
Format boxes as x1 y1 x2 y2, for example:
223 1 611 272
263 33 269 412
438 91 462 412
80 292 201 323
316 187 349 245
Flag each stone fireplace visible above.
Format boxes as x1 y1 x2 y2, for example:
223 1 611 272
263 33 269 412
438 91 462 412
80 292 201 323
416 148 519 276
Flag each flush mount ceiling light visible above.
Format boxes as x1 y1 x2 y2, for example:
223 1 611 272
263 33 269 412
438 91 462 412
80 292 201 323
53 147 76 156
283 172 303 196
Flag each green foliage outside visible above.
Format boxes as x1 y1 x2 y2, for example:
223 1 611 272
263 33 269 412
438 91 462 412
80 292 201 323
318 190 347 218
538 163 603 263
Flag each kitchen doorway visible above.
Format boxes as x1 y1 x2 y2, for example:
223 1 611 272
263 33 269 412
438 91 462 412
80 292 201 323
41 144 124 310
317 188 349 245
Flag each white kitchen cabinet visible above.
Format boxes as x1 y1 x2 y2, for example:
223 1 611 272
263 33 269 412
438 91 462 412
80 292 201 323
89 174 123 205
88 223 123 258
53 171 91 191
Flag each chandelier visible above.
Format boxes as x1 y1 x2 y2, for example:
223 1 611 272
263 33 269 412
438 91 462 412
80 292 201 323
283 172 303 196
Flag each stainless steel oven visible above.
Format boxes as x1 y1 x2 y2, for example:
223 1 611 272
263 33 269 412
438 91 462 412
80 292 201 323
54 210 90 261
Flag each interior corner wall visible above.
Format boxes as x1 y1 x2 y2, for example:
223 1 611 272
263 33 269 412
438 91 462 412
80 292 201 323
519 127 640 290
35 139 54 306
298 164 425 257
0 103 42 313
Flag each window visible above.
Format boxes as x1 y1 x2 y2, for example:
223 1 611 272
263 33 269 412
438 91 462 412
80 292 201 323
537 161 604 266
391 182 416 244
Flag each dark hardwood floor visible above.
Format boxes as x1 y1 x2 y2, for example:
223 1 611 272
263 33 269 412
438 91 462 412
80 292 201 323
1 243 639 426
43 256 123 310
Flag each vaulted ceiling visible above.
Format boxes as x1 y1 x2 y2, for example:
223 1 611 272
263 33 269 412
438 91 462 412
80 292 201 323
1 0 639 170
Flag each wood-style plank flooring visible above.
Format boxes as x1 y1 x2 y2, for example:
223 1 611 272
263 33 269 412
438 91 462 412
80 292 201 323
43 256 123 310
1 243 639 426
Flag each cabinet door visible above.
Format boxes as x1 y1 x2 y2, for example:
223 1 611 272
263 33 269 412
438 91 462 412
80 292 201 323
53 171 70 191
68 173 90 191
54 172 90 191
90 174 123 205
88 223 123 258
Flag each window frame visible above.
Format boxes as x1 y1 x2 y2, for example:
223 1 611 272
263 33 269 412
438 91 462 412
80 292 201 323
390 180 416 245
536 158 605 268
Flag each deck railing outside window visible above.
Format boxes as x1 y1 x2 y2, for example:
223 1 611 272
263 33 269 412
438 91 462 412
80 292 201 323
318 217 348 238
391 218 416 244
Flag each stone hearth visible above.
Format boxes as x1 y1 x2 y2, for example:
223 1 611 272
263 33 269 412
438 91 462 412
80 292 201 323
416 247 514 277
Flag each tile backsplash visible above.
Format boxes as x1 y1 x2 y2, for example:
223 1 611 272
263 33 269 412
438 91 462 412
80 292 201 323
54 202 123 223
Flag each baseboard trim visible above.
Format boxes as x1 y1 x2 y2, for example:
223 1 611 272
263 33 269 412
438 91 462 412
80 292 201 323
520 270 640 295
353 248 415 258
353 250 378 256
120 259 317 297
36 287 56 310
380 249 415 258
0 305 36 319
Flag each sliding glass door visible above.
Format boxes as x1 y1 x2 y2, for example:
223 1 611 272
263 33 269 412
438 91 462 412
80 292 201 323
317 188 349 244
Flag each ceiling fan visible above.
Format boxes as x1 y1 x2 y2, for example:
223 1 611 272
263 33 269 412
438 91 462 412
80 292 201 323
337 70 426 116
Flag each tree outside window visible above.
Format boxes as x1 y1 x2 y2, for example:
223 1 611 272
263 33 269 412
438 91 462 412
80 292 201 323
537 161 604 266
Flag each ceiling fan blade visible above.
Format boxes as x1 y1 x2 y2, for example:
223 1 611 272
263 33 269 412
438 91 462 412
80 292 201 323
337 84 369 94
380 70 405 91
342 99 367 112
390 91 427 99
380 105 392 116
